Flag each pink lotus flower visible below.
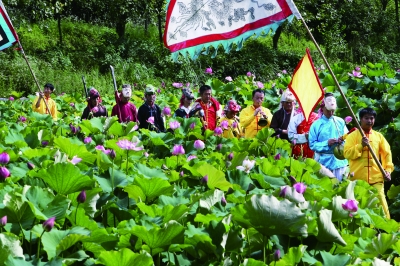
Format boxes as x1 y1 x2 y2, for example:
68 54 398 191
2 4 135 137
169 121 181 130
70 102 75 107
214 127 223 136
180 171 184 177
0 166 10 179
0 152 10 165
43 217 56 232
355 66 360 71
95 145 106 151
293 182 307 194
257 81 264 89
194 140 205 150
84 137 92 144
274 153 281 160
345 116 352 124
187 155 197 161
92 106 99 113
117 139 143 151
147 117 155 125
77 190 86 203
342 199 358 213
70 156 82 165
172 144 185 155
349 70 363 78
247 72 252 77
9 96 14 101
172 82 183 88
220 120 229 130
190 122 196 130
205 67 213 74
163 107 171 116
232 121 238 129
19 116 26 122
0 216 6 227
225 76 233 82
282 70 287 74
144 152 149 158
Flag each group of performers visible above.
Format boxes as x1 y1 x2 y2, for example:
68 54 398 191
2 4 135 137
32 82 394 219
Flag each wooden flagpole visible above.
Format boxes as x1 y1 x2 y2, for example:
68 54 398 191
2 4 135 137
18 41 52 116
297 16 387 178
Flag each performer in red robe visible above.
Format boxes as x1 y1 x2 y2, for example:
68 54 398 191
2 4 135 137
288 112 319 158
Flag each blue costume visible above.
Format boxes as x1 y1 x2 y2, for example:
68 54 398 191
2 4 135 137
309 115 348 180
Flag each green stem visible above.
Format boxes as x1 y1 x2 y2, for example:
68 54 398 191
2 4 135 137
263 235 266 263
37 231 45 259
75 203 80 224
111 159 115 192
18 222 24 245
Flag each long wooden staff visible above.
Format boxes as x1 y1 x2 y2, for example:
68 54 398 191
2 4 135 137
110 65 122 122
18 41 52 116
298 16 387 177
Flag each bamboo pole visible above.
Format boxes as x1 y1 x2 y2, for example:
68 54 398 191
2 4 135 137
298 17 387 178
18 41 52 116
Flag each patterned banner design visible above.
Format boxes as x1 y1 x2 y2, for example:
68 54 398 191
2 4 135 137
288 48 324 122
0 0 18 51
164 0 301 60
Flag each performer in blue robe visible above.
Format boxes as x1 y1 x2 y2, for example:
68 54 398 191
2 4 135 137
309 93 348 180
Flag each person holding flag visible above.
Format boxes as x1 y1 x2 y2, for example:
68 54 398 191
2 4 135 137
308 93 348 180
32 83 58 121
343 107 393 219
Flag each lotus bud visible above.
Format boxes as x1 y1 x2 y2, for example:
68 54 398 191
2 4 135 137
109 149 116 159
228 153 234 161
0 152 10 165
180 171 184 177
221 197 227 207
279 186 288 197
0 166 10 180
162 107 171 116
77 190 86 204
41 141 49 147
273 250 281 261
274 153 281 160
19 116 26 122
342 199 358 213
84 137 92 144
190 122 196 130
0 216 7 227
216 144 222 151
288 175 297 184
27 162 35 170
42 217 56 232
194 140 205 150
200 175 208 184
293 182 307 194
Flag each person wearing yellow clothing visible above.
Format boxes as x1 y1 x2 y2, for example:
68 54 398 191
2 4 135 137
240 89 273 138
220 99 241 138
343 108 393 219
32 83 58 120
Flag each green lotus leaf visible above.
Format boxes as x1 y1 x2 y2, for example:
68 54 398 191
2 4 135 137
41 227 90 260
125 176 174 203
231 194 308 237
335 234 358 254
199 189 225 211
196 163 232 191
194 213 224 226
0 191 36 228
130 220 184 255
360 233 398 259
53 136 96 164
22 147 55 159
316 209 347 246
36 163 94 195
387 184 400 200
275 245 307 266
135 163 168 180
95 168 129 193
137 203 188 223
97 248 153 266
0 233 24 263
184 223 217 258
369 211 400 233
320 250 351 266
243 258 266 265
79 117 104 134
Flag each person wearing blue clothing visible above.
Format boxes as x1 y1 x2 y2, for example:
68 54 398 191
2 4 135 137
309 93 348 180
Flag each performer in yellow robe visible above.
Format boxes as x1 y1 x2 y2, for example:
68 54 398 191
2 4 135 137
219 99 241 138
32 83 58 121
343 107 393 219
240 89 273 138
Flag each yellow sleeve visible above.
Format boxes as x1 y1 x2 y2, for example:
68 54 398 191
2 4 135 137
240 107 255 128
32 96 40 112
51 101 58 121
379 134 394 173
343 130 363 160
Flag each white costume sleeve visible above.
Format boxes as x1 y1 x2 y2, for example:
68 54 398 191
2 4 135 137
288 113 308 144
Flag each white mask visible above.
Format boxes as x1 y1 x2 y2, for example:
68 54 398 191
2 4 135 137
325 96 337 111
122 87 132 98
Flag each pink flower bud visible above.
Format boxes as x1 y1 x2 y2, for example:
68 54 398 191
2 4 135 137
342 199 358 213
77 190 86 204
0 152 10 165
163 107 171 116
0 216 7 227
228 153 234 161
200 175 208 184
43 217 56 232
27 162 35 170
84 137 92 144
293 182 307 194
0 166 10 180
194 140 205 150
221 197 227 207
274 250 281 261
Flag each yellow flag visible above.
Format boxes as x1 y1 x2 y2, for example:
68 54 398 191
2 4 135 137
288 48 324 121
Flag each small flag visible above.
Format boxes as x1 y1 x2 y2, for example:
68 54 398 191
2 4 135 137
164 0 302 61
0 0 18 51
288 48 324 121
